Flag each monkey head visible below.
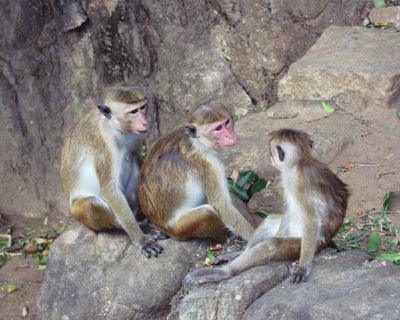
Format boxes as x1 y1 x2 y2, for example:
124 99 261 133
97 86 149 136
268 128 313 171
208 117 237 148
187 104 237 149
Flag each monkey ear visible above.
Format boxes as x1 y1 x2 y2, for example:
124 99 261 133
97 104 112 119
277 145 285 161
184 125 199 138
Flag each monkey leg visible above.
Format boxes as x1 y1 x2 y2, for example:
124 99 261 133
223 237 301 276
71 196 119 231
186 237 302 285
168 205 228 242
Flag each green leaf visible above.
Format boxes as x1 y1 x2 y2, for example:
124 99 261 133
373 0 386 8
206 249 215 262
382 191 394 214
375 253 400 264
382 124 395 132
228 181 250 202
321 102 336 113
250 178 267 196
7 283 22 293
22 305 29 318
236 171 256 188
366 232 380 254
254 210 271 218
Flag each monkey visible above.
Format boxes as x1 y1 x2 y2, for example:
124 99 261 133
138 103 255 243
60 85 166 258
185 128 350 284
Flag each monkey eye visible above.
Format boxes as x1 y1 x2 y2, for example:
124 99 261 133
225 119 231 126
214 125 223 131
129 108 139 114
128 104 146 115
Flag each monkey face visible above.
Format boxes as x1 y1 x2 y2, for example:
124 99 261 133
209 117 237 148
122 100 149 135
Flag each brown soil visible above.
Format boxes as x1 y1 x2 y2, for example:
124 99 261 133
0 105 398 320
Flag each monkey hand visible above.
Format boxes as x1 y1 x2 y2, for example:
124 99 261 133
140 236 164 258
139 220 169 241
211 252 241 265
184 267 231 286
288 262 309 284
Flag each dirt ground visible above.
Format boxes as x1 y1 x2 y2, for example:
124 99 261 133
0 105 399 320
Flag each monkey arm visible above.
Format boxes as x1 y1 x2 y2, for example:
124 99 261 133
202 174 255 241
215 201 254 241
289 199 321 284
102 184 163 258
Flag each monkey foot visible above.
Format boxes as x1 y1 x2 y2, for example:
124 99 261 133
288 262 308 284
141 241 163 258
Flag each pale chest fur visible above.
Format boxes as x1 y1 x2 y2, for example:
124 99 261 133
280 166 326 242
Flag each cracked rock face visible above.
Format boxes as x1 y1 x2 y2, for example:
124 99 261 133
0 0 366 223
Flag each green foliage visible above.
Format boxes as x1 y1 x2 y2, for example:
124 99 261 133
0 221 66 269
228 170 268 203
206 249 216 262
373 0 386 8
335 191 400 264
321 101 336 113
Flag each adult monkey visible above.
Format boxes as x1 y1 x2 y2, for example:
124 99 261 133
138 103 255 243
186 129 349 284
60 85 165 258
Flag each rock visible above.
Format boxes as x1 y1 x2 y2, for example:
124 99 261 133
179 250 400 320
278 26 400 109
0 0 367 222
37 223 204 320
243 251 400 320
369 6 400 28
179 262 290 320
223 100 353 178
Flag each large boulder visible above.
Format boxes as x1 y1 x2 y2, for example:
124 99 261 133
0 0 367 223
37 223 204 319
278 26 400 109
179 250 400 320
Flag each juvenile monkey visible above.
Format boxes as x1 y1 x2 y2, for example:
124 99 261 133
186 128 349 284
60 85 165 258
138 103 255 243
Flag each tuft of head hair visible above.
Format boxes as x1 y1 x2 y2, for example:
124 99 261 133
269 129 313 157
187 103 232 125
104 85 145 104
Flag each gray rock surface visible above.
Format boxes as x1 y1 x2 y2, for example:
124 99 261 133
278 26 400 109
179 250 400 320
243 251 400 320
1 1 397 319
0 0 367 222
36 18 400 320
37 223 203 320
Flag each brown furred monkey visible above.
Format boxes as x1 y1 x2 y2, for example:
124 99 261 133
138 103 255 243
185 128 349 284
60 85 166 258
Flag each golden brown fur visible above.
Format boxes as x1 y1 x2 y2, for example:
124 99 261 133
61 85 165 258
186 128 349 284
139 104 254 242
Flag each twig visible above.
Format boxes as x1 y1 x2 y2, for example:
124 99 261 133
354 163 381 167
